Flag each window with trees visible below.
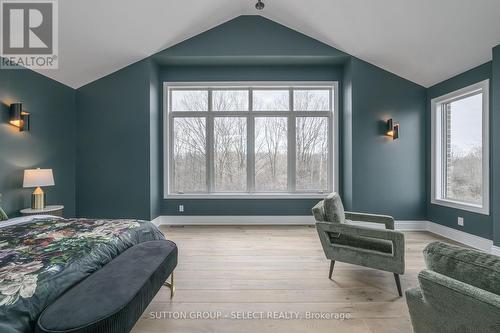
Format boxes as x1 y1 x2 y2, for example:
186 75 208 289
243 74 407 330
164 83 338 198
431 80 489 214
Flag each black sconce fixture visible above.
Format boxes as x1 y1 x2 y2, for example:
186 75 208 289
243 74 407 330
387 118 399 140
9 103 30 131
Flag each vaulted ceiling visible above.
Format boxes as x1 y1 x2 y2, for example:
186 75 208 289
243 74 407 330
37 0 500 88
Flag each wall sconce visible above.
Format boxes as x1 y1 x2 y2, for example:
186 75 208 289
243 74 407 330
9 103 30 131
387 118 399 140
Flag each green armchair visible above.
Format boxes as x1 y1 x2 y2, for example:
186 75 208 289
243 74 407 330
312 193 405 296
406 241 500 332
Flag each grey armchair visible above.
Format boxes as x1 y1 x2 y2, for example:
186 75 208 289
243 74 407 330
406 241 500 332
312 193 405 296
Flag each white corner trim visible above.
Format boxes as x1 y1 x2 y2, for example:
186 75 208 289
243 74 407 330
490 245 500 257
151 216 162 227
151 215 500 255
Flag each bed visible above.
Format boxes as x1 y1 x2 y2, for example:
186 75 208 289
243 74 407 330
0 215 165 333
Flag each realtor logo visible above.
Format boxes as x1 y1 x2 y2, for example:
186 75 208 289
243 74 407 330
1 0 58 69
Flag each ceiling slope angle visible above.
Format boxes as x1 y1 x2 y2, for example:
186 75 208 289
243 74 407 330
32 0 500 88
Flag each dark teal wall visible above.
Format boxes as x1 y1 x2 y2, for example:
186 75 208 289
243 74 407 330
76 59 154 220
155 16 427 218
154 15 348 64
348 58 426 219
492 46 500 245
341 60 353 210
160 65 342 82
426 62 493 239
159 62 427 219
149 61 161 219
0 67 76 217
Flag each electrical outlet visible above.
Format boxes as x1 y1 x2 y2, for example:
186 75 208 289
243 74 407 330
458 217 464 226
179 205 184 213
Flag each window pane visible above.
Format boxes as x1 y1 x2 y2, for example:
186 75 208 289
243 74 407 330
214 117 247 191
253 90 289 111
213 90 249 111
171 90 208 111
296 117 329 191
293 90 330 111
173 117 206 192
445 93 482 204
255 117 288 191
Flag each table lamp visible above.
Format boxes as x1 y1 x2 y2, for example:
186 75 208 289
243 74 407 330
23 168 55 209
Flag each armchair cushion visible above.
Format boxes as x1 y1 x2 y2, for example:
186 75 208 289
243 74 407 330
332 234 393 254
424 241 500 296
312 200 325 222
323 192 345 223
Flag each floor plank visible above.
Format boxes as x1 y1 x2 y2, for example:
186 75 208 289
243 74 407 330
131 226 454 333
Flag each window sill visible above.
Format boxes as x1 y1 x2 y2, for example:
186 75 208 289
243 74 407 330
431 198 489 215
164 193 329 200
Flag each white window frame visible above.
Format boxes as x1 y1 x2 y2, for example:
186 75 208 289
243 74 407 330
163 81 339 199
431 79 489 214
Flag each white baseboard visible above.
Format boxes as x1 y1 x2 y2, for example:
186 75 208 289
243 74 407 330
491 245 500 256
426 221 493 253
152 215 498 255
151 216 162 226
396 221 427 231
152 215 315 226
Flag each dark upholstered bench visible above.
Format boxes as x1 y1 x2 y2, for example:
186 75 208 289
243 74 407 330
36 240 177 333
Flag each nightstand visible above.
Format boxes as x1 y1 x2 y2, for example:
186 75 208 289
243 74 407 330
20 205 64 217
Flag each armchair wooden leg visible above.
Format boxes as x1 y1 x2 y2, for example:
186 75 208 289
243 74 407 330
329 260 335 279
164 271 175 298
394 273 402 297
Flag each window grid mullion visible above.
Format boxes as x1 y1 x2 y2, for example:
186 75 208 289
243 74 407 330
248 89 255 193
288 89 296 193
169 108 175 194
328 88 334 192
442 103 450 200
207 89 214 193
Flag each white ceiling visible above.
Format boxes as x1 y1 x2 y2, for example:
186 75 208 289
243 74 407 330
37 0 500 88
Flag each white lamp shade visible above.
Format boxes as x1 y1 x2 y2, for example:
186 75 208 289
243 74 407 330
23 169 55 188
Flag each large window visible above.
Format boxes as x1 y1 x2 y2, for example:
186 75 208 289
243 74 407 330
164 82 338 198
431 80 489 214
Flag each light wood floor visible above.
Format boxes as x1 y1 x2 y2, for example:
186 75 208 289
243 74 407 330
132 226 455 333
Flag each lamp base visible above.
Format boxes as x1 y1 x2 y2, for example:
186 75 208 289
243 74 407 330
31 187 46 210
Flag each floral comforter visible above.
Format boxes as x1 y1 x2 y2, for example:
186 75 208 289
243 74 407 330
0 218 165 333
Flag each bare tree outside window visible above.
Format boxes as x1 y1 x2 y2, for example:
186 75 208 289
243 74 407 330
171 90 208 111
255 117 288 191
253 90 289 111
213 90 248 111
296 117 328 191
444 93 483 204
214 117 247 191
294 90 330 111
173 117 206 192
